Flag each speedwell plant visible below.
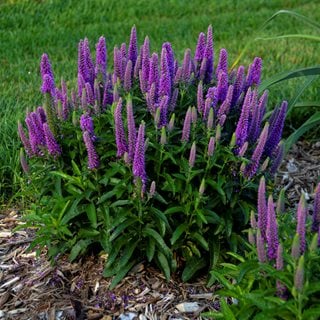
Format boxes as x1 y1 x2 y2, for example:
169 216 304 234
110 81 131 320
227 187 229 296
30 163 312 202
18 26 287 287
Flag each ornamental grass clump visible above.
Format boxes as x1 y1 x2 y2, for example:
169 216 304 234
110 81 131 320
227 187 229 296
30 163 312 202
19 26 287 286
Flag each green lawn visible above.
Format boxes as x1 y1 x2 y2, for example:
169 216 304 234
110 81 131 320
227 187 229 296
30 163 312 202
0 0 319 201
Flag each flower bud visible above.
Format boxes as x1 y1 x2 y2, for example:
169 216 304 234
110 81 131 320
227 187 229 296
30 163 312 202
199 178 205 196
215 124 221 142
160 126 167 145
207 137 215 157
189 142 196 168
154 107 161 127
260 157 269 172
229 133 236 148
168 113 175 132
291 233 300 260
276 188 286 214
207 108 214 130
191 106 197 124
294 255 304 293
248 229 255 245
149 181 156 197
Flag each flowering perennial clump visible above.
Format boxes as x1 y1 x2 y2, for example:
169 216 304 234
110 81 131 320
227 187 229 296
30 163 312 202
19 26 289 283
250 180 320 298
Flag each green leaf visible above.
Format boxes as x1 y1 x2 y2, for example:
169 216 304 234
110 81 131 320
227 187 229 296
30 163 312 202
109 260 136 289
61 198 81 224
164 206 184 215
143 227 171 259
182 256 206 282
110 199 132 208
285 111 320 152
50 171 83 189
191 232 209 251
105 236 128 269
153 192 168 204
69 239 92 262
109 218 137 242
220 298 237 320
97 189 117 204
170 223 188 245
71 160 82 176
118 240 138 268
146 238 155 262
86 203 97 228
150 207 171 232
258 66 320 92
157 251 171 281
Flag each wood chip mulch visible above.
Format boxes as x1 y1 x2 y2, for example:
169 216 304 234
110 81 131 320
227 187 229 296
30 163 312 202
0 141 319 320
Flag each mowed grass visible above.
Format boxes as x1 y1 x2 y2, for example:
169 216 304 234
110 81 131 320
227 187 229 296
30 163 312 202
0 0 319 201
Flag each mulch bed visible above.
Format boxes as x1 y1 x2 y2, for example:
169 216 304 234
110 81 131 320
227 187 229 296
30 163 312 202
0 141 319 320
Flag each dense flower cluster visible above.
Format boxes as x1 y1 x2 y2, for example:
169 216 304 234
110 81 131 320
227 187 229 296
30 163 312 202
19 26 287 190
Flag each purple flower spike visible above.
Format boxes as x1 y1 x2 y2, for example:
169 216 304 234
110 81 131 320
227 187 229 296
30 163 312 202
113 47 123 81
199 57 207 81
182 48 192 82
148 53 159 91
235 88 252 149
266 195 279 260
207 137 215 156
134 53 142 79
264 101 287 157
216 48 228 78
269 141 284 175
95 36 107 82
133 122 147 192
296 193 307 254
231 65 245 106
41 74 55 96
128 26 138 68
204 25 214 83
83 130 99 169
312 183 320 232
197 82 204 114
181 107 192 142
189 142 196 168
18 121 32 156
124 60 133 92
159 95 169 127
162 42 175 80
159 47 172 98
37 107 47 123
80 113 95 137
169 88 178 111
251 57 262 86
257 176 267 241
203 97 213 120
141 36 150 93
216 71 228 103
83 38 95 87
40 53 55 85
195 32 206 63
126 97 136 162
114 98 128 157
85 82 94 106
256 228 266 263
244 122 269 178
191 106 198 124
217 85 233 121
43 123 61 157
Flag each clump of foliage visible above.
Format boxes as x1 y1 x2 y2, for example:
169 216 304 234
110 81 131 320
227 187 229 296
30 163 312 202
18 26 287 286
203 182 320 320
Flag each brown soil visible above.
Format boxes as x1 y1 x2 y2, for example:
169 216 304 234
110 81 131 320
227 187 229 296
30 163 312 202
0 141 319 320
